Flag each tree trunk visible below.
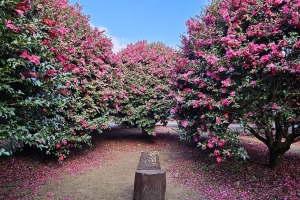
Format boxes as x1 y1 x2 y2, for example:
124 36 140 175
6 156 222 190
269 148 283 169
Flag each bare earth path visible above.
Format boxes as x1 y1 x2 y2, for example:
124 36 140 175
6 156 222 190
2 124 300 199
36 125 202 200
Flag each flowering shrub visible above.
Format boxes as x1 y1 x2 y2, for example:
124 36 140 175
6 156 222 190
112 41 180 135
0 0 71 157
39 0 114 135
0 0 114 160
173 0 300 168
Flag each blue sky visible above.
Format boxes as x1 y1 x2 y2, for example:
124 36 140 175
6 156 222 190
68 0 210 52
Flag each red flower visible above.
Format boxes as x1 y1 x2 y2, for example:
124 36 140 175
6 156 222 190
214 149 220 156
290 118 296 124
28 55 40 64
14 9 24 15
43 18 56 27
58 156 64 161
272 103 278 110
61 139 67 145
216 117 221 125
42 39 51 46
56 143 61 149
49 29 59 37
29 71 37 78
212 137 218 143
181 120 188 127
216 156 222 163
20 50 30 59
218 139 226 147
224 113 229 119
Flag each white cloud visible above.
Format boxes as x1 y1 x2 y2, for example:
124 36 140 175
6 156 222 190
90 24 128 53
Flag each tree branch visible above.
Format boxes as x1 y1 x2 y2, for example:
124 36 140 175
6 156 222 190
246 125 267 144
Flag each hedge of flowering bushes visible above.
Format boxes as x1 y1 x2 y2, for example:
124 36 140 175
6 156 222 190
0 0 114 160
0 0 68 157
111 41 180 135
172 0 300 168
2 0 300 168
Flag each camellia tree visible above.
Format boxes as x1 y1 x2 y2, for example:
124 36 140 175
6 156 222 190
172 0 300 168
112 41 180 135
0 0 114 160
39 0 115 153
0 0 73 158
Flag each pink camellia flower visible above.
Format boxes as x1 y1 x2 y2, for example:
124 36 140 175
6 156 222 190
181 120 188 127
221 78 231 87
216 156 222 163
42 39 51 46
206 54 220 66
5 20 17 30
214 149 220 156
49 47 57 51
56 143 61 149
272 103 278 110
114 103 121 111
250 81 256 87
170 108 176 114
218 139 226 147
222 99 230 107
224 113 229 119
207 141 214 148
47 193 53 198
218 66 226 72
20 50 30 59
260 55 270 64
290 118 296 124
56 55 66 63
14 9 24 15
221 88 227 93
37 140 43 144
43 18 56 27
73 78 79 84
28 55 40 64
212 137 218 143
58 156 64 161
48 29 58 37
216 117 221 125
61 139 67 145
29 71 37 78
81 79 88 85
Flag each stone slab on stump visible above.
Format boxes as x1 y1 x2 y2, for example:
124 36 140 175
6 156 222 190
133 151 166 200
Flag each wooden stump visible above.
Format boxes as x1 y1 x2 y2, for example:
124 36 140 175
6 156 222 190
133 151 166 200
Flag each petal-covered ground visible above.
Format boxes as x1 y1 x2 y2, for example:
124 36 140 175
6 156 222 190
1 125 300 199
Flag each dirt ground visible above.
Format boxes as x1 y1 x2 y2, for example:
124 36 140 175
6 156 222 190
35 125 203 200
3 124 300 199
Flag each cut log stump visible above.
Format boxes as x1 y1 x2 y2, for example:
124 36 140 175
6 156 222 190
133 151 166 200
